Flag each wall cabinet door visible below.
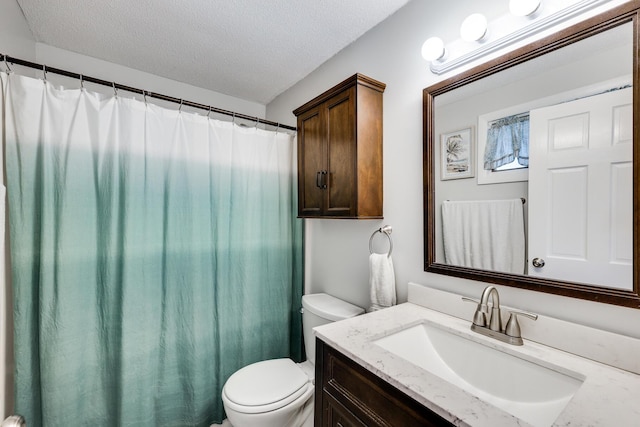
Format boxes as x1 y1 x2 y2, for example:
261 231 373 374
294 74 385 219
325 89 355 216
298 107 325 216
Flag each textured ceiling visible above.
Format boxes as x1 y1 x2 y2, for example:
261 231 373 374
16 0 410 104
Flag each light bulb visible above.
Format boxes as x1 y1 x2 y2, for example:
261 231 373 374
421 37 445 61
460 13 488 42
509 0 541 17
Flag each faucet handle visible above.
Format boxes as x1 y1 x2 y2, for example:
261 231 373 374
505 309 538 339
462 297 486 327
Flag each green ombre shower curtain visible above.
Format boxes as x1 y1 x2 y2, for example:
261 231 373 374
1 72 303 426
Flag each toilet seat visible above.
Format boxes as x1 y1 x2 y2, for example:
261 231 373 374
222 358 312 414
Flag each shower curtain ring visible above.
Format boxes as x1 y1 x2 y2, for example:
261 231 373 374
3 56 11 73
143 90 147 105
232 112 236 124
207 106 212 120
255 118 259 129
79 74 84 90
42 64 47 82
112 82 118 97
179 99 183 113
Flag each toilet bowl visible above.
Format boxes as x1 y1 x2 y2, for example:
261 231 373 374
221 293 364 427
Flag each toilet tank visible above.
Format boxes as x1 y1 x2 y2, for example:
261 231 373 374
301 293 364 365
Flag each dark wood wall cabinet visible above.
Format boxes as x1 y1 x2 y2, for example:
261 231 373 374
293 74 385 219
315 339 454 427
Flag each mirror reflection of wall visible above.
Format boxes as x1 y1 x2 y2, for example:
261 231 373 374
433 22 633 291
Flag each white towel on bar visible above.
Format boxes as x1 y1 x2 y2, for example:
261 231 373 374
368 253 396 312
442 199 525 274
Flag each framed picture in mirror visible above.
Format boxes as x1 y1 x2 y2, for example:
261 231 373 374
440 126 474 180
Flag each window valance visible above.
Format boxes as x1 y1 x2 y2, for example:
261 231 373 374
484 113 529 170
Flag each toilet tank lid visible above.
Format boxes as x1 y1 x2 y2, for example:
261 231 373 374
302 293 364 321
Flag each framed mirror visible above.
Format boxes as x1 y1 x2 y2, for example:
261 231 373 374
423 3 639 309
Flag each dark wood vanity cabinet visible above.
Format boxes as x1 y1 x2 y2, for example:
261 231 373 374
315 339 454 427
293 74 385 219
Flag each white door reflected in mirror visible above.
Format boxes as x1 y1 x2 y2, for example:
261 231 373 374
528 87 633 290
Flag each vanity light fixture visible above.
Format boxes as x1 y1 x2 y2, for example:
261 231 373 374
460 13 488 42
509 0 542 17
421 37 446 61
423 0 611 75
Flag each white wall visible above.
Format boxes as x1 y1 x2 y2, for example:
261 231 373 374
0 0 36 60
33 44 266 119
266 0 640 339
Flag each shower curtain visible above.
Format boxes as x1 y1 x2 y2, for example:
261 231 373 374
1 72 303 426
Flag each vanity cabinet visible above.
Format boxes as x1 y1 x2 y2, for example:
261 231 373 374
293 74 385 219
315 339 454 427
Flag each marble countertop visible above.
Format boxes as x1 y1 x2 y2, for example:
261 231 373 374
314 302 640 427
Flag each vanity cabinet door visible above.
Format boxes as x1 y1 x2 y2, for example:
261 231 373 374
294 73 385 219
315 339 454 427
323 393 368 427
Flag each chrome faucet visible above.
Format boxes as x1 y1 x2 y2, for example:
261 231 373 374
463 285 538 346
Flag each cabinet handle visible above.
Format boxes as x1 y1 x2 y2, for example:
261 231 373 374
316 170 328 189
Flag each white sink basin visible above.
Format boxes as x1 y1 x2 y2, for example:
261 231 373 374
374 322 585 427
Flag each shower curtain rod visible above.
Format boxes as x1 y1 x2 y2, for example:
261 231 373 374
1 54 297 131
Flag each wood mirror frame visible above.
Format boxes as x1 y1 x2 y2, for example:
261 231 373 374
423 2 640 309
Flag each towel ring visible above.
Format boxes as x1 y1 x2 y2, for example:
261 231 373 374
369 225 393 258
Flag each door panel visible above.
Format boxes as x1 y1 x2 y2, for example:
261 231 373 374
611 162 633 263
548 112 589 150
547 167 588 259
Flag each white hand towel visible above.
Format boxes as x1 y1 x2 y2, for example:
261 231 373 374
368 253 396 312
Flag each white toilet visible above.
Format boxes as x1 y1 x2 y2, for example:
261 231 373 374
221 293 364 427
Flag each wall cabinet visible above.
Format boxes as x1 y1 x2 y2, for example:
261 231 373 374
293 74 385 218
315 339 454 427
